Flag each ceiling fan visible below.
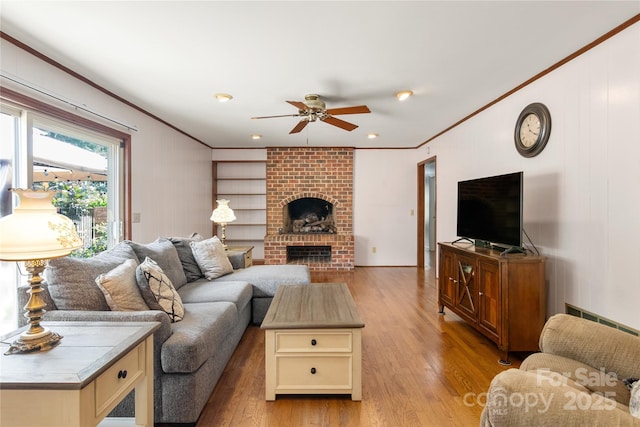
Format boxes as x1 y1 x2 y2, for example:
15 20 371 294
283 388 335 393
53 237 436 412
251 94 371 134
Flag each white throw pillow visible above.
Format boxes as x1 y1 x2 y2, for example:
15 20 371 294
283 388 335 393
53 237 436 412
137 257 184 322
631 380 640 419
189 236 233 280
95 258 148 311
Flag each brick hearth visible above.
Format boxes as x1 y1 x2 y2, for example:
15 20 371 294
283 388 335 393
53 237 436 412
264 147 354 271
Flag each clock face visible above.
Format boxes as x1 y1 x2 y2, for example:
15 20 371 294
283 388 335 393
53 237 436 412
519 113 541 148
515 103 551 157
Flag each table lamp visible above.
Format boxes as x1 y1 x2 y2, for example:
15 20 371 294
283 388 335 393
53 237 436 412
0 189 82 354
210 199 236 249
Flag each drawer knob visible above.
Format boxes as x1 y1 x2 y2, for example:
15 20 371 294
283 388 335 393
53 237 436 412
118 370 128 379
311 339 317 346
310 367 316 374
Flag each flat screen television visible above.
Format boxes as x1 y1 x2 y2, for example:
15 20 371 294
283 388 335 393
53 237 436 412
456 171 523 250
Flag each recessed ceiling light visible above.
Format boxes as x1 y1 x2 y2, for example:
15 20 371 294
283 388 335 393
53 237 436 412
367 133 378 139
215 93 233 102
395 90 413 101
251 134 262 140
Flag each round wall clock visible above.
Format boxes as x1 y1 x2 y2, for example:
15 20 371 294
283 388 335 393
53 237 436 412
514 102 551 157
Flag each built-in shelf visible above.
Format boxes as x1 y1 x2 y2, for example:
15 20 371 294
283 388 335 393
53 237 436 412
213 161 266 261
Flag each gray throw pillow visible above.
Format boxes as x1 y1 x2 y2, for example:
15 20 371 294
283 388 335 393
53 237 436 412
168 233 204 282
124 238 188 289
46 242 137 311
190 236 233 280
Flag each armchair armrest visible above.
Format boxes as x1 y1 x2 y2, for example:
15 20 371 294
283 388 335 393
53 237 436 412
482 369 639 426
539 314 640 380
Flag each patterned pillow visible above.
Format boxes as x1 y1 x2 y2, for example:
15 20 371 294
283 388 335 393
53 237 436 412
169 233 204 282
136 257 184 322
95 258 148 311
190 236 233 280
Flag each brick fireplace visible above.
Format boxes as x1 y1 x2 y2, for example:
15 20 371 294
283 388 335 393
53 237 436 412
264 147 354 271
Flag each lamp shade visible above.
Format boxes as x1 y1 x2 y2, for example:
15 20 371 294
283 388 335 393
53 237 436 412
210 199 236 223
0 189 82 261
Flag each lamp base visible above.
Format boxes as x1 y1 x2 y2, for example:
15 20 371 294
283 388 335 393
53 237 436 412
4 328 63 355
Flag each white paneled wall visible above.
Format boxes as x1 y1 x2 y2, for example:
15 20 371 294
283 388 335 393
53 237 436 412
417 22 640 328
1 40 214 244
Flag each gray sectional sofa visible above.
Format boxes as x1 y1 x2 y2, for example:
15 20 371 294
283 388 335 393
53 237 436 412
17 236 310 425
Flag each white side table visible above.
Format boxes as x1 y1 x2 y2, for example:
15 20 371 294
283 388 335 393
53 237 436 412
0 321 159 427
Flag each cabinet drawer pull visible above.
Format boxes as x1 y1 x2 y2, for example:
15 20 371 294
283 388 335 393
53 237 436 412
311 339 317 346
117 370 128 379
310 367 316 374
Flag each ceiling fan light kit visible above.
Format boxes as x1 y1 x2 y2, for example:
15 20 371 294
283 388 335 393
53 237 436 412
251 94 371 134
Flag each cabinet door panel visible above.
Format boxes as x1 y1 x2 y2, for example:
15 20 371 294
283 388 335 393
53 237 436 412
477 259 500 342
455 254 477 322
439 249 456 307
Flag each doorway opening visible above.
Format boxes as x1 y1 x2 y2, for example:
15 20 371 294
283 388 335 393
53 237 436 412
417 157 436 268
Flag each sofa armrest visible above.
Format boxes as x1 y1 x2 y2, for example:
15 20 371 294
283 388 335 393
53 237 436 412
539 314 640 380
43 309 172 347
482 368 639 426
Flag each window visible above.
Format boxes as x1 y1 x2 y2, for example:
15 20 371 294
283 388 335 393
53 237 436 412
0 95 130 334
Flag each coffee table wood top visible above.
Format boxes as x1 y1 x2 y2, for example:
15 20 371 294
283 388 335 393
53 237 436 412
261 283 364 329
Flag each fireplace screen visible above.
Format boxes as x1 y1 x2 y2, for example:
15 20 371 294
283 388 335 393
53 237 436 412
282 197 336 234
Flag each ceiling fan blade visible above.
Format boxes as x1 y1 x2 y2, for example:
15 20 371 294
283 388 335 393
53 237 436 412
251 114 300 119
286 100 309 111
322 116 358 131
326 105 371 115
289 120 309 134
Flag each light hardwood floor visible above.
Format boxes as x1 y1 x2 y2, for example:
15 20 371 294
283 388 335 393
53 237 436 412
194 264 524 426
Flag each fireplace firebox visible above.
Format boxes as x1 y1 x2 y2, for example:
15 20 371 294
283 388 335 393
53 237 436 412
283 197 335 234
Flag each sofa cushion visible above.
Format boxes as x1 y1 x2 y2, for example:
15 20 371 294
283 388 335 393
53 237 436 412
168 233 204 283
178 280 252 314
190 236 233 280
95 258 148 311
161 301 237 373
46 242 137 311
125 238 188 289
219 265 311 297
137 257 184 323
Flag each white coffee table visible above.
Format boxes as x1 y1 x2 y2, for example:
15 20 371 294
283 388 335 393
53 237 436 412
261 283 364 401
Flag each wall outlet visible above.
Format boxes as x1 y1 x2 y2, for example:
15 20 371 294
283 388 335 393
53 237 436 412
133 212 141 223
410 209 415 216
372 246 377 254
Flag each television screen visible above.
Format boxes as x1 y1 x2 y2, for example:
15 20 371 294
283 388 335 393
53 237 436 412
456 172 523 248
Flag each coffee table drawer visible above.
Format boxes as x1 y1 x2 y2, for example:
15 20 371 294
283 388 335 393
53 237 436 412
276 355 352 389
276 331 352 353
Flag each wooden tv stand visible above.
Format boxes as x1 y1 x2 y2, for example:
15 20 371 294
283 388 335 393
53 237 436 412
437 242 546 364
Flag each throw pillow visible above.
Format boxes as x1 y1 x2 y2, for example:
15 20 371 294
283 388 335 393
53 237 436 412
46 242 137 311
169 233 204 282
124 238 188 289
95 258 148 311
190 236 233 280
631 380 640 419
136 257 184 322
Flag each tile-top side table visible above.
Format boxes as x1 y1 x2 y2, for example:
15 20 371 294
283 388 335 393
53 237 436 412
0 321 159 427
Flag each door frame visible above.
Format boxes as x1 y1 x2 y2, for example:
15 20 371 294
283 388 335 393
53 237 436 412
417 156 437 268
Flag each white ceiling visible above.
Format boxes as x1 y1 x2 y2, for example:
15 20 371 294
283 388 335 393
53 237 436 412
1 1 638 149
